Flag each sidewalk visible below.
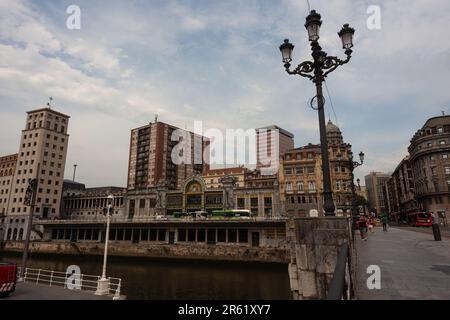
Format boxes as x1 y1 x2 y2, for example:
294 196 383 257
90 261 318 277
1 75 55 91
4 282 113 300
356 227 450 300
393 224 450 239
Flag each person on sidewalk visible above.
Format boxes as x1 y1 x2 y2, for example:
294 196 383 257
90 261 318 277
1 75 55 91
368 216 374 233
381 213 388 232
359 215 368 241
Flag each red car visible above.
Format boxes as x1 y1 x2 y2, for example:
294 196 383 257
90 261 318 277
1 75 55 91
0 263 17 298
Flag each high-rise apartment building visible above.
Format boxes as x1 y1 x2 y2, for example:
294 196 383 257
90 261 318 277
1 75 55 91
0 154 18 216
365 172 391 215
1 107 69 240
127 121 209 191
256 125 294 175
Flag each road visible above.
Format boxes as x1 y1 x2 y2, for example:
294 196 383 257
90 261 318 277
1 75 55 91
356 226 450 300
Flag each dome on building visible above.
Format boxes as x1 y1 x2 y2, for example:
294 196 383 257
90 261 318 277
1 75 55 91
326 120 341 134
326 120 344 146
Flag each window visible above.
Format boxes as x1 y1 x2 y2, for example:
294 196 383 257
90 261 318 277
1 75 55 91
139 199 145 209
443 154 448 159
438 127 444 133
188 229 196 242
197 229 206 242
308 182 316 191
297 182 304 192
178 229 186 242
445 167 450 175
286 182 293 192
217 229 226 242
238 229 248 243
158 229 166 241
440 140 446 145
284 167 293 175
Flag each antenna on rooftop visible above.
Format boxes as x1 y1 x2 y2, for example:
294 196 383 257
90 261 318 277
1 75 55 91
154 114 158 123
47 97 53 109
442 110 445 116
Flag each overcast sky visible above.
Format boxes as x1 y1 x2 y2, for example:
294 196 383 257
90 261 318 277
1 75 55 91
1 0 449 187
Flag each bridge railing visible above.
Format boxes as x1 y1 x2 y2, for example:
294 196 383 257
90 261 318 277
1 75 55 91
324 242 353 300
17 267 122 299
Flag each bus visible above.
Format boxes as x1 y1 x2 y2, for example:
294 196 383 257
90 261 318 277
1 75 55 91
408 212 433 227
210 210 255 219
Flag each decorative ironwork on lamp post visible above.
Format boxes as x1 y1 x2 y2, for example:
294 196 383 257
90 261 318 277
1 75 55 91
279 10 355 216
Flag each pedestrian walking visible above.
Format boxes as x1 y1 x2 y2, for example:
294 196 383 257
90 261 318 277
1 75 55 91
381 213 388 232
359 215 368 241
368 216 374 233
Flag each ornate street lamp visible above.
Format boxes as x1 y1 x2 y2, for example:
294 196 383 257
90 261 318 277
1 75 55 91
348 151 364 229
279 10 355 216
19 163 40 281
96 194 114 295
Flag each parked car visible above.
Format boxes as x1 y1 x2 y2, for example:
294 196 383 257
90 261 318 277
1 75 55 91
0 262 17 298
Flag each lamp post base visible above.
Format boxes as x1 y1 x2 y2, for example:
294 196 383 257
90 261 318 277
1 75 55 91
95 277 110 296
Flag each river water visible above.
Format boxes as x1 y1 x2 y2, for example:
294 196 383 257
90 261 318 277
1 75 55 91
0 253 292 300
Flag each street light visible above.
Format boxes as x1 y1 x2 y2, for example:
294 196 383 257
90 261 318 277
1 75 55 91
95 194 114 295
19 163 40 281
279 10 355 216
335 150 364 233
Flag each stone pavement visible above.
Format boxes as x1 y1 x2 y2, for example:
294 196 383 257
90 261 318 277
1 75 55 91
4 282 113 300
356 227 450 300
393 224 450 239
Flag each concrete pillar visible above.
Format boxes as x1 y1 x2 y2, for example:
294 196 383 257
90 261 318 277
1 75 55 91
286 217 355 299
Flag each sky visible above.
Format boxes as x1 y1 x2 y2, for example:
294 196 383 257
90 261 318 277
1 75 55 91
1 0 449 187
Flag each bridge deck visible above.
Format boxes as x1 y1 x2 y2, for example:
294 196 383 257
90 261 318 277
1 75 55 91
356 226 450 300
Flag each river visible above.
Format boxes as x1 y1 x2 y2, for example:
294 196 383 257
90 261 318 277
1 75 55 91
0 253 292 300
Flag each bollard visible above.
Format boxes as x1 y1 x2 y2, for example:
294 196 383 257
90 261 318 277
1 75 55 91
432 223 442 241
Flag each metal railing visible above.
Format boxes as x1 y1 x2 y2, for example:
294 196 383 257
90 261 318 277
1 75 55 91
324 242 353 300
17 267 122 299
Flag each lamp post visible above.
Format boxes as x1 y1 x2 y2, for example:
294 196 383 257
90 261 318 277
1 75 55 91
19 163 40 281
338 151 365 230
279 10 355 216
95 194 114 295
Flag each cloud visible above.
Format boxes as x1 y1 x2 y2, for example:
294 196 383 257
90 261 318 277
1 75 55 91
0 0 450 187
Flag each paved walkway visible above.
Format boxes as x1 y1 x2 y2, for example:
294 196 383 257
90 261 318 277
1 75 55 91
4 282 113 300
394 224 450 239
356 227 450 300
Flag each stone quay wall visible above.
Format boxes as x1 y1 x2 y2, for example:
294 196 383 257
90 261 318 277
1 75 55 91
1 241 289 264
287 217 356 299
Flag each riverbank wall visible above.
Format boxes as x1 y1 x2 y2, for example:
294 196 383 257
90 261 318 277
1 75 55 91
0 241 288 264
